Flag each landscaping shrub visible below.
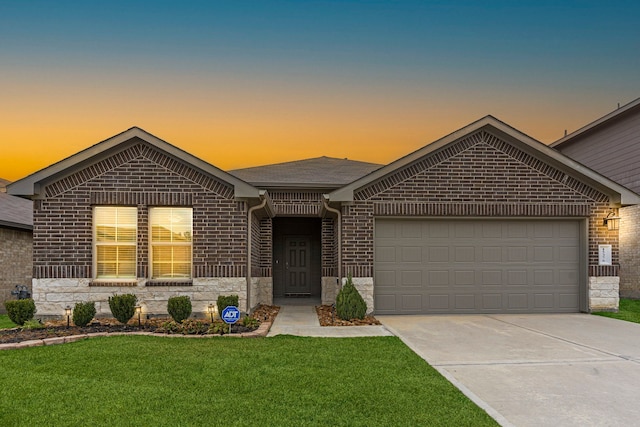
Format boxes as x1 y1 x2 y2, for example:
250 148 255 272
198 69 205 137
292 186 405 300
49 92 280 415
108 294 137 324
335 276 367 320
167 296 192 323
217 294 239 315
4 298 36 326
73 301 96 327
22 318 44 330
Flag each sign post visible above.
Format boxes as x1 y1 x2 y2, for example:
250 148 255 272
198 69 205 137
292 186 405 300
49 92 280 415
221 305 240 334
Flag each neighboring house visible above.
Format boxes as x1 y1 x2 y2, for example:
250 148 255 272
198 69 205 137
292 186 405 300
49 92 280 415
0 179 33 314
8 116 638 318
551 97 640 298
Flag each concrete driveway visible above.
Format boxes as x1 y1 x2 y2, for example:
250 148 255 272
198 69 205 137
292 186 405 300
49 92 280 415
378 314 640 427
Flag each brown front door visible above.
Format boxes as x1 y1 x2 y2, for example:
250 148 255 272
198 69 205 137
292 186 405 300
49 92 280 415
285 236 311 295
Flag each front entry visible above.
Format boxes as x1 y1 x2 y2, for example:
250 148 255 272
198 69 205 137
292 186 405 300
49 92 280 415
273 217 322 299
284 237 311 296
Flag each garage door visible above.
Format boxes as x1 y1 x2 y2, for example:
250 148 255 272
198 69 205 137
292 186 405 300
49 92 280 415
374 219 582 314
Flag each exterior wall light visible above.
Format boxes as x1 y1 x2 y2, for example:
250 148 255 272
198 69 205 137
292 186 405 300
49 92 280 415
65 306 72 328
603 209 620 231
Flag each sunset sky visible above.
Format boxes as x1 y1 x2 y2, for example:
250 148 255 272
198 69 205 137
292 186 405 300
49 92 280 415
1 1 639 181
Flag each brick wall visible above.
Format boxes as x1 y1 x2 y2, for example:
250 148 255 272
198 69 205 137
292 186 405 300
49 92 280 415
34 141 248 280
342 130 615 277
620 205 640 297
0 227 32 313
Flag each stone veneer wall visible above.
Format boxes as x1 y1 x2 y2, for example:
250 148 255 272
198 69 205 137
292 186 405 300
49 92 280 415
589 276 620 312
32 278 248 318
0 228 33 314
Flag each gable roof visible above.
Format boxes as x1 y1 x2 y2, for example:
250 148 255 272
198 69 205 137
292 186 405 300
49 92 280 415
550 97 640 148
329 115 640 206
229 156 382 190
7 127 261 200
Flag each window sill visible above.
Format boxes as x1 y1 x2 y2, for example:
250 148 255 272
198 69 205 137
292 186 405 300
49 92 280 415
90 281 138 287
146 280 193 287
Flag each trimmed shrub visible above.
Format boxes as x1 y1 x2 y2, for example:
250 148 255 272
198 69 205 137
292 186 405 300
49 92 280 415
335 276 367 320
217 294 239 316
73 301 96 327
167 296 192 323
4 298 36 326
108 294 137 325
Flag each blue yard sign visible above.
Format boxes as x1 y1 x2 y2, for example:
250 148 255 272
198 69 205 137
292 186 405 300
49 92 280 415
221 306 240 324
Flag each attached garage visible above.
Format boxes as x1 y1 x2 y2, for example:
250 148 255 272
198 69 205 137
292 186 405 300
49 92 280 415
374 218 585 314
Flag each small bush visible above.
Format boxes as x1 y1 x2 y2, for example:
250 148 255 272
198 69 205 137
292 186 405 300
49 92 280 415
241 315 260 328
73 301 96 327
22 319 44 330
4 299 36 326
217 295 239 316
108 294 137 325
335 276 367 320
167 296 192 323
180 319 208 335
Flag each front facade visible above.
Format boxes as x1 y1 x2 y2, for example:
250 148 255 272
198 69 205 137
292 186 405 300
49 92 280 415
552 97 640 298
8 117 638 317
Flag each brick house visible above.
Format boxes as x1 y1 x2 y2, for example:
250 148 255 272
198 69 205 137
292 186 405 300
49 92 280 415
551 97 640 298
8 116 638 317
0 179 33 313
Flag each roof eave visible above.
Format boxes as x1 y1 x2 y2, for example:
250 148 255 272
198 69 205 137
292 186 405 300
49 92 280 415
7 127 262 200
550 97 640 148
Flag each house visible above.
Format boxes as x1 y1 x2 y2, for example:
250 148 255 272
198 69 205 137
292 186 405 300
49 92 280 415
551 97 640 298
0 179 33 313
8 116 638 317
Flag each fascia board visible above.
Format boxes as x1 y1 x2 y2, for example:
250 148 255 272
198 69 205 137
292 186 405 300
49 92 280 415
550 97 640 148
329 116 640 206
7 127 262 200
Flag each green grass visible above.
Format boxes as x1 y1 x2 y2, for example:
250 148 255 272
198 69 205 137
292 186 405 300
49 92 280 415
0 335 497 426
0 314 16 329
593 298 640 323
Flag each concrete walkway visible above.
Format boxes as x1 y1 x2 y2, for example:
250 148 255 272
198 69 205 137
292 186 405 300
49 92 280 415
267 305 393 337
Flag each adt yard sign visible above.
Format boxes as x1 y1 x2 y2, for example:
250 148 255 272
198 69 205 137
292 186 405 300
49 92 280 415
221 306 240 324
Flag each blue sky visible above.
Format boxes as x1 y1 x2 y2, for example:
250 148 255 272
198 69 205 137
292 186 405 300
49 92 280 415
1 1 639 180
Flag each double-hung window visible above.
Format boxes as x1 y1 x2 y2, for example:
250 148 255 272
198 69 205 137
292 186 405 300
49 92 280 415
150 207 193 279
94 207 137 280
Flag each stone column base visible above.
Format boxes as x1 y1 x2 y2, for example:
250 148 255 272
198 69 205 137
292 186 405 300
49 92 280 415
589 276 620 312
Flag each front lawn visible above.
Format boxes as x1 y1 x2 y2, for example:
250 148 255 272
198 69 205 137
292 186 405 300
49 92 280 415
593 298 640 324
0 315 15 329
0 335 497 426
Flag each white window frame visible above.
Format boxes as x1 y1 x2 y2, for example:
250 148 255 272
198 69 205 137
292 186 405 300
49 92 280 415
93 206 137 281
149 207 193 280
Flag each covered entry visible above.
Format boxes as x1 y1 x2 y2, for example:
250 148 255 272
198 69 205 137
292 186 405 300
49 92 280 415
272 218 322 299
374 218 584 314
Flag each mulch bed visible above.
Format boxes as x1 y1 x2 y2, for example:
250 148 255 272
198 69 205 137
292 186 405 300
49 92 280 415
0 304 280 344
316 305 381 326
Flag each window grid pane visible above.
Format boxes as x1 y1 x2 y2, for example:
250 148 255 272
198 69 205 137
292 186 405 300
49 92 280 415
94 207 137 279
150 208 192 279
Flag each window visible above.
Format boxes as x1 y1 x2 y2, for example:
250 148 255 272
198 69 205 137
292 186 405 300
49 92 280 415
150 207 192 279
94 207 137 279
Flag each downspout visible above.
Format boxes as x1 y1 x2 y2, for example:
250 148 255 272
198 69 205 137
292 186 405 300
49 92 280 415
247 190 267 313
322 195 342 288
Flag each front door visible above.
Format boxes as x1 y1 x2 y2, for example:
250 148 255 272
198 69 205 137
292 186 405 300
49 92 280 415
284 236 311 295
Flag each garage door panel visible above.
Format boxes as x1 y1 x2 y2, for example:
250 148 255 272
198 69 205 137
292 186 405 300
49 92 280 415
401 295 422 311
428 270 450 286
429 247 450 262
455 246 475 262
455 270 475 285
401 247 422 262
375 219 581 314
482 294 502 309
401 270 422 287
